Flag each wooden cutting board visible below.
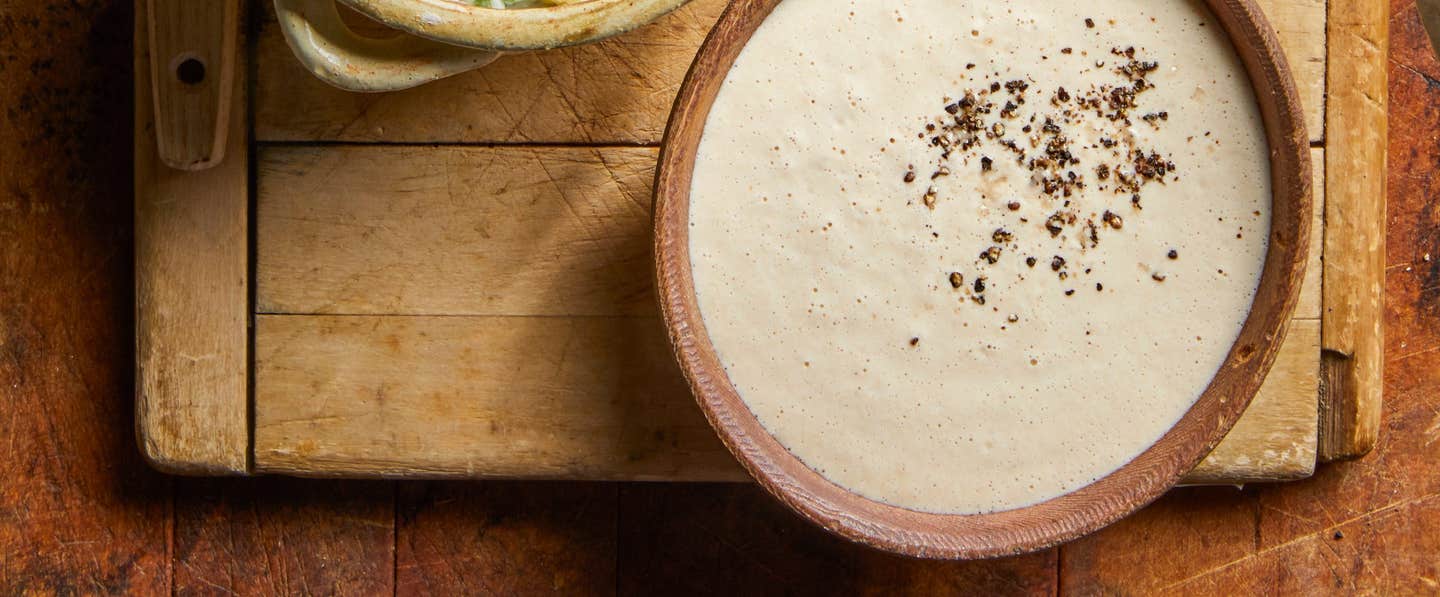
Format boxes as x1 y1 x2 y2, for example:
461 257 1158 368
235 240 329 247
135 0 1386 484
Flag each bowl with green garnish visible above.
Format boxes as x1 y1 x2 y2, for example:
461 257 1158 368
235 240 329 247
275 0 692 91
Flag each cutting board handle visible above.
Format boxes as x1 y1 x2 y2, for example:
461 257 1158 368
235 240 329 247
146 0 240 171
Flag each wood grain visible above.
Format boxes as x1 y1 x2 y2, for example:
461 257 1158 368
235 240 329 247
1188 320 1318 484
1298 147 1326 319
252 313 741 480
1264 0 1327 141
0 0 171 591
396 481 617 595
619 484 1058 595
257 146 657 316
1320 0 1389 461
254 0 1323 145
650 0 1311 558
173 478 394 595
145 0 240 170
135 0 250 474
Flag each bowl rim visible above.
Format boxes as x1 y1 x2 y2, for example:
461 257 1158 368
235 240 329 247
337 0 694 50
652 0 1312 559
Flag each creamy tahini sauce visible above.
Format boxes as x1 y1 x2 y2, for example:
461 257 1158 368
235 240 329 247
687 0 1270 514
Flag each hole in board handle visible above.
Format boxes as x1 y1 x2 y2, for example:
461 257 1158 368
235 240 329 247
173 54 206 86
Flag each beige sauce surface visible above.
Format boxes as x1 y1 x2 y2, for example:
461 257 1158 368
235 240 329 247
688 0 1270 514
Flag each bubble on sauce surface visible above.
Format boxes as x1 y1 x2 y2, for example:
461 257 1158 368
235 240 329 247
687 0 1269 515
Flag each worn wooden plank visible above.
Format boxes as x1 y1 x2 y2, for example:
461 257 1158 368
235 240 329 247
1264 0 1328 141
618 484 1057 595
1188 320 1319 483
135 0 250 474
1320 0 1389 462
252 313 741 480
173 478 395 595
396 481 617 595
1299 147 1325 319
0 0 171 591
257 146 657 316
254 0 1324 145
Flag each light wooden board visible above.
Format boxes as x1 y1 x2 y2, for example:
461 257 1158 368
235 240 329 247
134 0 249 474
1319 0 1387 461
139 0 1382 484
253 314 740 479
252 0 1326 145
253 146 1322 483
256 146 656 316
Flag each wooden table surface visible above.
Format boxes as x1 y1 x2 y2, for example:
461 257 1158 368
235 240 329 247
1 0 1434 593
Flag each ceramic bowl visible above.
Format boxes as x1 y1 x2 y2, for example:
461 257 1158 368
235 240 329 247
653 0 1311 559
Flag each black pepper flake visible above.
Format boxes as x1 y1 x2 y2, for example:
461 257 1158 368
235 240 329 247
980 246 1003 264
1168 249 1179 260
1045 213 1066 237
1085 17 1095 28
904 43 1177 311
1102 210 1124 229
1050 255 1067 271
1065 289 1076 296
910 337 920 346
1152 272 1168 282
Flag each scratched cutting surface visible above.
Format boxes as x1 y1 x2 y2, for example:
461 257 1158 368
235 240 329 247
2 0 1433 594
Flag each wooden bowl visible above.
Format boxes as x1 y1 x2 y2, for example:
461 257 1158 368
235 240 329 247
653 0 1311 559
